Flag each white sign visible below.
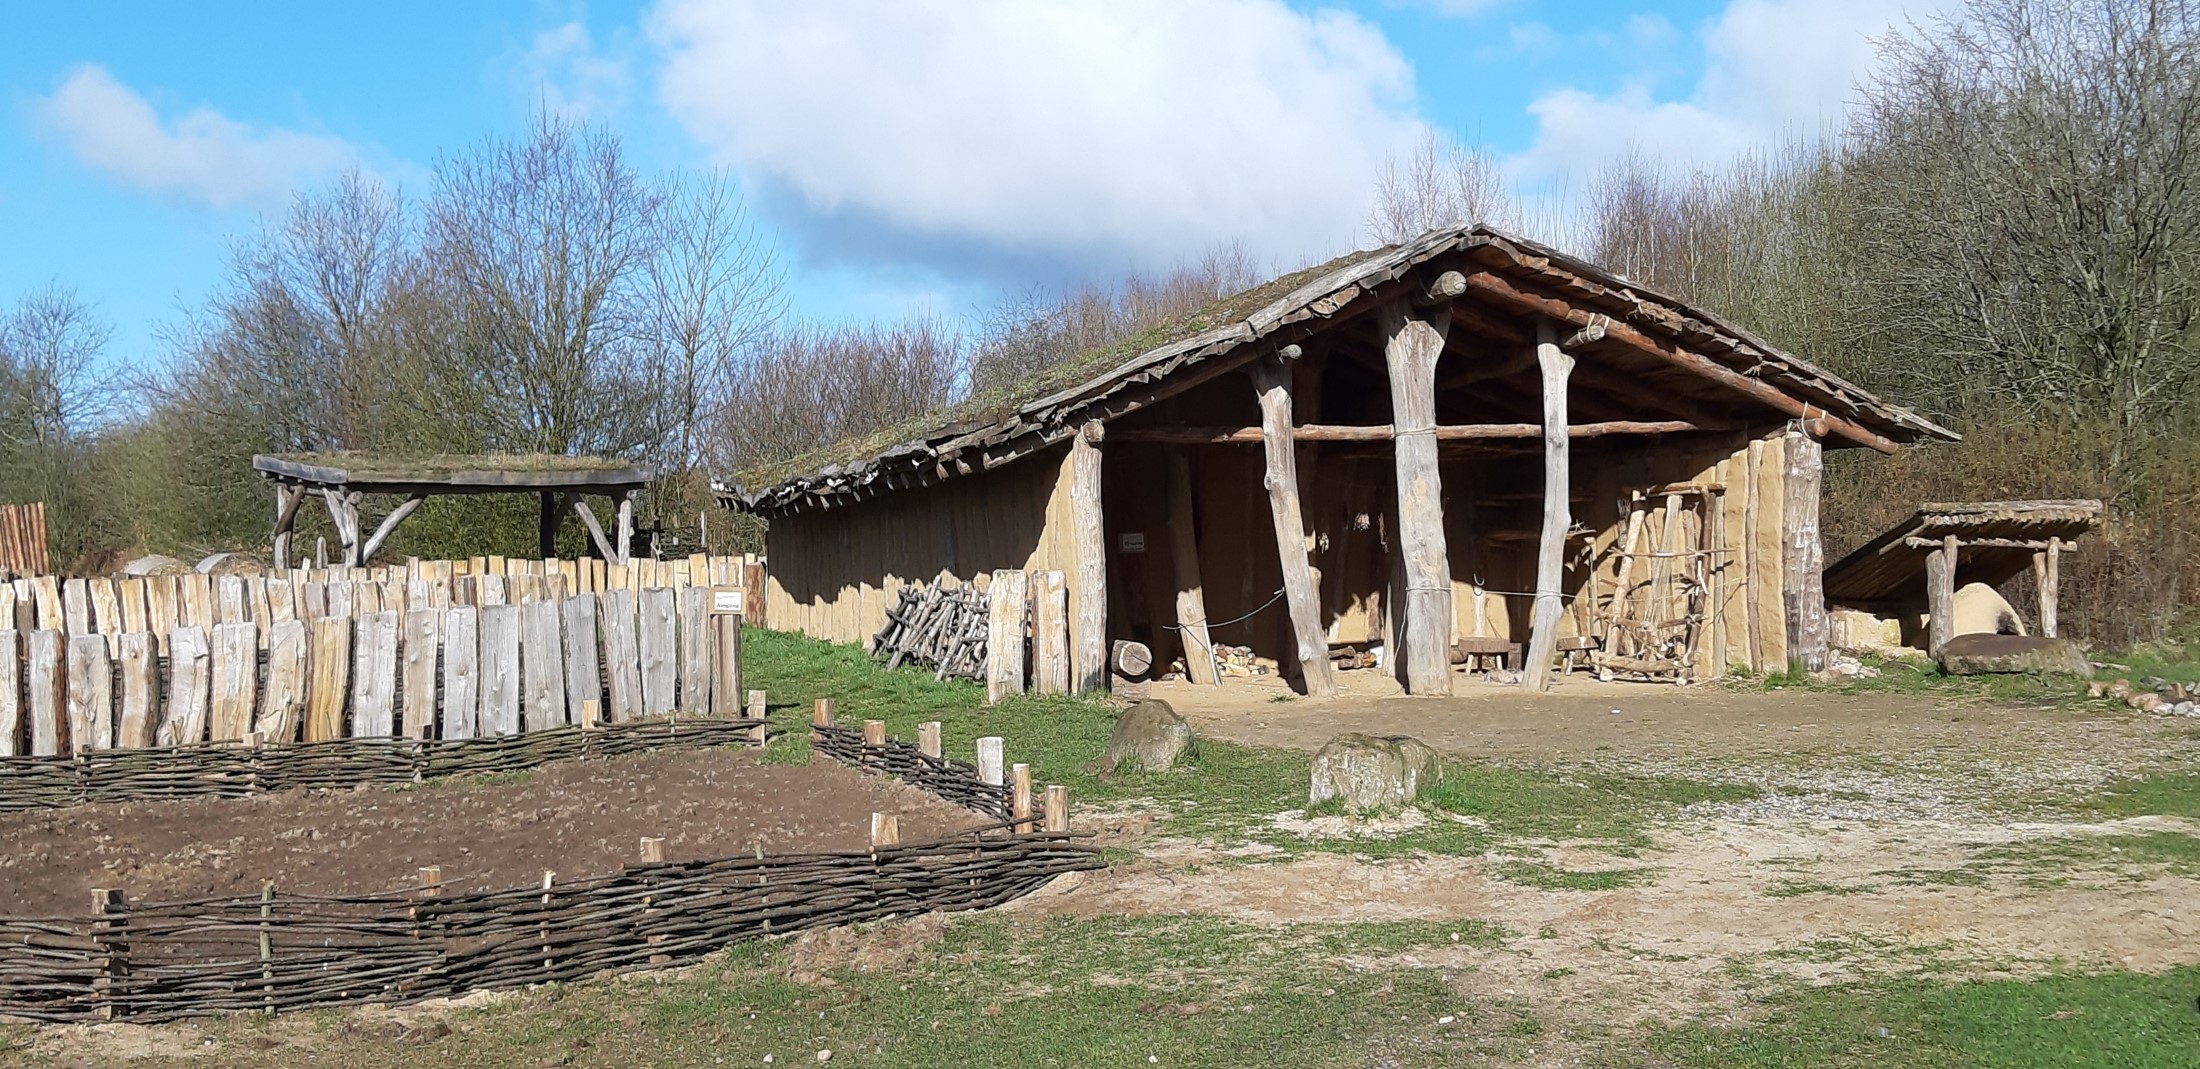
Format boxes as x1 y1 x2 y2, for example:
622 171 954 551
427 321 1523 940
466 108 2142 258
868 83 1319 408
1118 532 1146 554
711 587 746 614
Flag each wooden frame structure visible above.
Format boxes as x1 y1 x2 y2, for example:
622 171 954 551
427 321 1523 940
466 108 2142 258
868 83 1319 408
723 225 1956 695
254 455 653 569
1824 500 2103 654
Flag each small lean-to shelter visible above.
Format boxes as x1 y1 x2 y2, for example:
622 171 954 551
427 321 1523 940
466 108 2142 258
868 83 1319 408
253 453 654 568
1823 499 2103 653
720 225 1957 695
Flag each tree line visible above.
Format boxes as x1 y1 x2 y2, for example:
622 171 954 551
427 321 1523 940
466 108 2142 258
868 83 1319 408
4 0 2193 645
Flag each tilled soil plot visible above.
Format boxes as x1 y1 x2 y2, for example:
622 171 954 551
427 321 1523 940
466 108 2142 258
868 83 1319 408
0 749 985 915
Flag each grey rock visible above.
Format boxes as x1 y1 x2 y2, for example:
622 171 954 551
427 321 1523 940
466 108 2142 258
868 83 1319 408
1096 699 1195 773
196 552 269 577
119 554 194 577
1938 633 2091 676
1309 733 1442 811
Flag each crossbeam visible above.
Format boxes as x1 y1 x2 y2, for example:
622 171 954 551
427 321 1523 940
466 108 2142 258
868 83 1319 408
1113 420 1710 445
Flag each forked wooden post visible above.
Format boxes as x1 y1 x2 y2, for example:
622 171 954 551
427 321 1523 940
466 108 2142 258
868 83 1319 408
869 812 899 848
1247 352 1335 699
918 721 942 760
1522 319 1575 692
1043 785 1069 833
1012 763 1034 833
976 736 1005 786
812 697 835 728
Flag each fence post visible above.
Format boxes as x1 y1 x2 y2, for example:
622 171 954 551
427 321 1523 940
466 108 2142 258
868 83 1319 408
862 719 886 747
746 689 768 745
640 838 668 964
812 698 835 729
870 812 899 850
1012 763 1034 834
259 881 276 1013
1044 785 1069 833
918 721 942 761
540 870 556 975
976 737 1004 786
90 888 126 1020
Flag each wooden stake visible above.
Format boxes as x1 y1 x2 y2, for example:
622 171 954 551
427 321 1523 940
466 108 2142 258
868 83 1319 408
863 719 887 746
1043 785 1069 833
869 812 899 848
1012 763 1034 833
91 888 125 1020
976 736 1005 786
259 881 275 1013
1522 320 1575 692
812 697 835 727
918 720 942 760
639 837 666 864
539 871 556 973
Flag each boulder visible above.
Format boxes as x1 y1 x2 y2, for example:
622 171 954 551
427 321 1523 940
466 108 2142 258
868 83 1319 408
1095 699 1195 773
1309 733 1441 811
196 552 268 577
119 554 194 577
1939 633 2090 676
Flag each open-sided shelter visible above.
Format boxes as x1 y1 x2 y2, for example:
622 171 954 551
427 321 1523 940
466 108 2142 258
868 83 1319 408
720 225 1958 695
254 453 654 569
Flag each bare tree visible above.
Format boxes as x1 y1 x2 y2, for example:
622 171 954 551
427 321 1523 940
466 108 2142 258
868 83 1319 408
1366 131 1520 245
646 172 785 469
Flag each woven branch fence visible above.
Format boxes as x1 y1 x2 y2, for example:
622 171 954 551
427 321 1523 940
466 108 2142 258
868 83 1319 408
0 718 1099 1022
0 715 770 812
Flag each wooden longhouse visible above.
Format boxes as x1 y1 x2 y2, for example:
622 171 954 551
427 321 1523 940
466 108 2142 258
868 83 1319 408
720 225 1958 695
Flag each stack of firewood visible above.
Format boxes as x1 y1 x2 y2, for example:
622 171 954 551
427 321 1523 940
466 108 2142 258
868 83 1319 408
872 583 990 681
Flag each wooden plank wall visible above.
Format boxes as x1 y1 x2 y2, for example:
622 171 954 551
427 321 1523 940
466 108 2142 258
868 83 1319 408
0 555 749 756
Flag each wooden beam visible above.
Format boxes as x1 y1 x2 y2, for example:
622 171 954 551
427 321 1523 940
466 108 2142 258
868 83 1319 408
1415 270 1467 307
1902 536 2054 551
1115 420 1709 445
1248 356 1336 699
1782 422 1828 672
1927 535 1957 657
572 498 621 565
1522 321 1574 692
319 489 363 567
1379 299 1454 696
1459 271 1902 454
358 494 426 565
1068 421 1108 692
1167 453 1219 685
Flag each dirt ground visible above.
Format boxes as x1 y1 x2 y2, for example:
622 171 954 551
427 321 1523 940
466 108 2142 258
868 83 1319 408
0 749 983 915
1151 673 2152 767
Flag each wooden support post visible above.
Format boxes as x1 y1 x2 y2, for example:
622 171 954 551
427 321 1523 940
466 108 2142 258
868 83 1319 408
1379 299 1454 695
1927 535 1958 658
986 569 1028 703
2034 536 2062 638
271 484 304 571
918 720 942 759
976 736 1005 786
615 491 636 568
1067 421 1108 692
1031 569 1071 695
573 497 620 565
358 494 426 565
538 491 561 559
812 697 835 727
539 871 556 974
1249 354 1336 699
1043 785 1069 833
1743 439 1765 672
321 489 363 568
1012 763 1034 833
1166 452 1219 686
1522 320 1574 692
712 610 743 717
259 881 275 1012
1781 422 1828 673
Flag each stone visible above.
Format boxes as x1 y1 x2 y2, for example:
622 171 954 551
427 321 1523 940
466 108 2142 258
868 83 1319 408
1094 699 1195 773
196 552 268 577
1309 733 1442 811
1938 633 2090 676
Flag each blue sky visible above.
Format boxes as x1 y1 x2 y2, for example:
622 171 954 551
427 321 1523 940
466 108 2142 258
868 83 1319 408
0 0 1943 371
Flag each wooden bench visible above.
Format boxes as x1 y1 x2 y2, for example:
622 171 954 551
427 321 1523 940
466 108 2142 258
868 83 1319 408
1452 636 1521 673
1554 635 1601 676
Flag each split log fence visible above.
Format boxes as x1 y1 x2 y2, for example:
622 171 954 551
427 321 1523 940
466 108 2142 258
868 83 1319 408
0 554 760 759
0 710 1095 1022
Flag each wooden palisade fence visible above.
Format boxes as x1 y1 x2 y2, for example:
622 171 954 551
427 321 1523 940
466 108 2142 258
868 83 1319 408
0 555 760 758
0 708 1094 1022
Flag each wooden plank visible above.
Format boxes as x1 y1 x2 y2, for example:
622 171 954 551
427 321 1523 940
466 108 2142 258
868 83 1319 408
562 594 602 727
1380 299 1455 695
88 579 122 655
1248 357 1335 699
304 617 351 743
0 630 18 756
325 579 353 620
251 577 274 649
986 569 1028 703
1167 453 1219 685
1522 323 1575 692
1031 569 1070 695
66 634 114 752
161 626 210 747
601 590 642 722
144 576 178 656
117 579 148 636
27 630 64 755
638 587 677 716
210 622 258 743
258 620 307 744
401 609 441 739
116 631 159 749
1781 423 1828 672
479 573 507 607
32 575 61 631
348 611 397 738
479 604 522 736
711 611 743 717
63 578 91 636
441 606 480 741
678 585 710 712
216 576 247 626
1067 422 1107 691
522 599 568 730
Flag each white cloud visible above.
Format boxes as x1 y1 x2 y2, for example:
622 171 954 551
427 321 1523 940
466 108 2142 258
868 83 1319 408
517 21 632 119
648 0 1426 273
1513 0 1948 183
32 64 357 210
